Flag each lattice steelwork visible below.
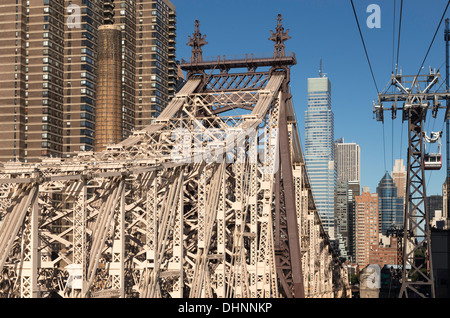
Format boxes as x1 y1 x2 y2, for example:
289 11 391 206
0 16 350 299
374 70 450 298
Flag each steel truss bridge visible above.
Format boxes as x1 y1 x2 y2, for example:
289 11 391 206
0 16 350 298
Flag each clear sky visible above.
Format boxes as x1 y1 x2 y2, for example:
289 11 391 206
171 0 450 196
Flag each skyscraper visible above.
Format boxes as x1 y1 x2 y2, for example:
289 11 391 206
334 138 361 260
355 186 379 268
64 0 105 157
304 72 336 237
334 138 361 184
0 0 178 162
392 159 406 200
376 172 404 235
347 180 360 261
132 0 178 128
114 0 178 133
335 179 350 258
0 0 67 162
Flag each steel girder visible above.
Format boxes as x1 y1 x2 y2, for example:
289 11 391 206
0 58 350 300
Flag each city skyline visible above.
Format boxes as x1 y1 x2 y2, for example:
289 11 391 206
0 4 353 298
172 0 450 196
1 0 448 195
0 0 448 300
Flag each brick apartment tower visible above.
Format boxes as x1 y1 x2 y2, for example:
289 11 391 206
0 0 25 162
355 186 379 268
64 0 104 158
0 0 67 162
130 0 177 128
0 0 177 162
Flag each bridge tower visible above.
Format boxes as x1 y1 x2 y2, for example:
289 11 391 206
0 15 349 299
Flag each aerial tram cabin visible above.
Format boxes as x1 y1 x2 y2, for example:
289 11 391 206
424 153 442 170
423 131 442 171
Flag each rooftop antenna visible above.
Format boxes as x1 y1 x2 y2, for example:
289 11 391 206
319 59 323 77
319 59 327 78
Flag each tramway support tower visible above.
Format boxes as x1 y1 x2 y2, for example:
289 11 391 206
0 16 350 298
373 69 450 298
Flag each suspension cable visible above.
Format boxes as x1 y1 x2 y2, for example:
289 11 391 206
396 0 403 73
350 0 380 94
392 0 396 73
412 0 450 84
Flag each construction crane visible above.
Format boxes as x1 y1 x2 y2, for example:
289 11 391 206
373 68 450 298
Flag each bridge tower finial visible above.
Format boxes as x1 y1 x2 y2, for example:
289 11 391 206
187 20 208 64
269 14 291 58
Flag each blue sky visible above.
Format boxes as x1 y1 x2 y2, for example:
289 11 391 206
171 0 450 195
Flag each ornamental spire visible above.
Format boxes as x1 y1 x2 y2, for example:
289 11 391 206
269 14 291 58
187 20 208 63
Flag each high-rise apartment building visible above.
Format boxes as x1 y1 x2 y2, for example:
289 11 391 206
113 0 136 140
131 0 177 129
335 179 360 262
335 179 350 258
1 0 67 162
64 0 104 157
347 180 360 261
334 138 360 184
0 0 178 162
304 73 336 237
334 138 360 260
376 172 404 235
0 0 26 162
355 186 379 268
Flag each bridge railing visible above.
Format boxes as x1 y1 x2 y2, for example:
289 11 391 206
180 51 296 65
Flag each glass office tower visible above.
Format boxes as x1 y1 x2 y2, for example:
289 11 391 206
304 75 336 238
376 172 404 235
